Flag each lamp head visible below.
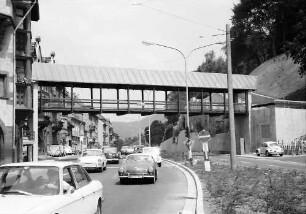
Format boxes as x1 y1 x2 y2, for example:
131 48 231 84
142 41 154 46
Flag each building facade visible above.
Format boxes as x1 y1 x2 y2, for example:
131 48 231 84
0 0 39 165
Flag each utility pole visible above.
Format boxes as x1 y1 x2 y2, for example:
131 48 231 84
226 24 237 170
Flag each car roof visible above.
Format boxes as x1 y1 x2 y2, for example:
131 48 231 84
0 161 77 169
264 141 278 145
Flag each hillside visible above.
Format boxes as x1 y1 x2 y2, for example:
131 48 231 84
112 114 166 139
250 54 306 101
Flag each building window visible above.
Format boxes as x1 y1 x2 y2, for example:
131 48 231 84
16 32 27 56
0 72 8 98
261 125 270 138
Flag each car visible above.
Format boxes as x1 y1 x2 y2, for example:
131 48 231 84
48 145 64 157
142 147 162 167
121 146 134 155
103 147 120 164
0 161 104 214
256 141 284 156
78 149 107 172
118 153 158 184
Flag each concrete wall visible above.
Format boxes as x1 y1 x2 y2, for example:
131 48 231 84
275 107 306 144
251 106 276 151
235 116 251 154
160 131 231 154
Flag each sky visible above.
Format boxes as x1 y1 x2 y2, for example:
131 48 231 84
32 0 239 121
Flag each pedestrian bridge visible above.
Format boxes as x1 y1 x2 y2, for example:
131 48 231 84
32 63 257 116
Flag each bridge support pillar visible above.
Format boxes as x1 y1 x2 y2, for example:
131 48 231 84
33 83 39 161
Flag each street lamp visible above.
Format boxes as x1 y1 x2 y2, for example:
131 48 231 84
142 40 222 162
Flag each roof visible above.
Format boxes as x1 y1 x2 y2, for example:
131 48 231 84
32 63 257 91
0 161 75 168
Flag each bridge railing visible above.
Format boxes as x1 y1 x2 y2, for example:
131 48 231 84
39 98 247 114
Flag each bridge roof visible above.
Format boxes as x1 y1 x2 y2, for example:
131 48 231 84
32 63 257 91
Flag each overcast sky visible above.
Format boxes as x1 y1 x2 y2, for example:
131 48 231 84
32 0 239 121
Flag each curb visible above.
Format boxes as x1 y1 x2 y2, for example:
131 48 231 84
164 159 204 214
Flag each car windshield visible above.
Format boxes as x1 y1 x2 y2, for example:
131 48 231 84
126 155 153 163
143 147 159 154
269 143 279 147
104 148 117 153
83 150 102 156
0 166 60 196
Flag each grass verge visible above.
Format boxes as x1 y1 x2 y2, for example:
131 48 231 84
162 151 306 214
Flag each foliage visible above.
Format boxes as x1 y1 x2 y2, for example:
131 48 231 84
231 0 306 76
147 120 165 146
196 50 227 74
113 138 124 151
191 163 306 214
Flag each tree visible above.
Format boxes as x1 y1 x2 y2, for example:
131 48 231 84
149 120 165 146
196 50 227 74
231 0 306 76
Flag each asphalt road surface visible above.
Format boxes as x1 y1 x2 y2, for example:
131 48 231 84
89 159 188 214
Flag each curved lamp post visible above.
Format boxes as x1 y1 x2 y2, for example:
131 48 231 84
142 40 222 162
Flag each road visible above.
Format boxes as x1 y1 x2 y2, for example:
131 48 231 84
89 159 188 214
206 154 306 171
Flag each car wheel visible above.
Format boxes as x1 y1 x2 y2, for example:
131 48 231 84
158 162 161 167
265 151 269 156
256 150 260 156
280 154 283 157
104 164 107 170
95 200 102 214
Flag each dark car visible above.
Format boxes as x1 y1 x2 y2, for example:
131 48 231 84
104 147 120 164
118 153 157 184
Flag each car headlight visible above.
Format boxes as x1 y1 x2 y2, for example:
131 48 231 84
119 167 125 173
98 159 102 163
148 167 154 173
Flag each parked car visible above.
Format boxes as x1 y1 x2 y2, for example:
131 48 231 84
78 149 107 172
0 161 104 214
142 147 162 167
121 146 134 155
104 147 120 164
118 153 157 184
256 141 284 156
48 145 63 157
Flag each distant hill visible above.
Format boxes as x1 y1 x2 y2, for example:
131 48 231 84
250 54 306 101
112 114 166 139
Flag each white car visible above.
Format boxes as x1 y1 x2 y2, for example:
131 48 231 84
142 147 162 167
0 161 104 214
78 149 107 172
256 141 284 156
